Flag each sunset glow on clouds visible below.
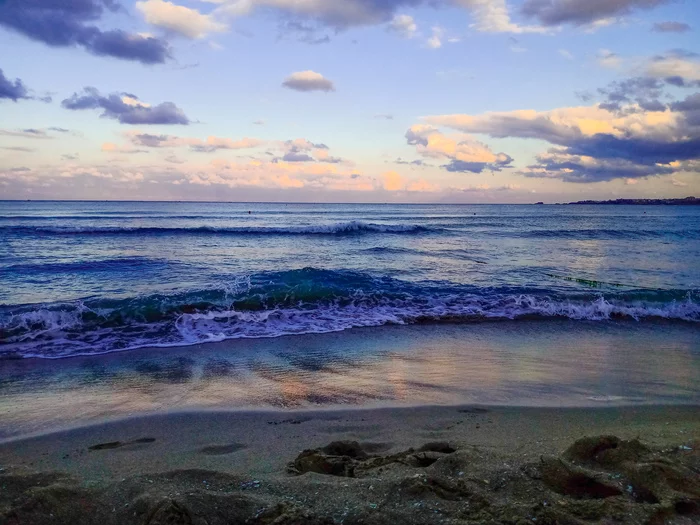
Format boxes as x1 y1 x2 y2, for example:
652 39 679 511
0 0 698 202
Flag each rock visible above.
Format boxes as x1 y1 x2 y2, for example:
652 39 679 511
288 450 356 477
417 442 456 454
320 440 368 459
144 499 193 525
540 456 622 499
564 435 648 468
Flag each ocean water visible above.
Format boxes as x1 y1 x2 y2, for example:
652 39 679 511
1 201 699 360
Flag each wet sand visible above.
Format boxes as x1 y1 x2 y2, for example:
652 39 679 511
2 321 699 440
1 405 698 524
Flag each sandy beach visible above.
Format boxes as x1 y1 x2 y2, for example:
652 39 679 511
1 404 698 524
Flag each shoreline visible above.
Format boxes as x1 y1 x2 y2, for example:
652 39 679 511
1 404 698 524
2 321 699 440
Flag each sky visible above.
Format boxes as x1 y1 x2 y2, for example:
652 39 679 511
0 0 699 203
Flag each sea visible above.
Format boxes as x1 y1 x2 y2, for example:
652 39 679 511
1 201 699 436
2 200 699 359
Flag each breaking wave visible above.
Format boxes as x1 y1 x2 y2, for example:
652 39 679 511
1 268 697 359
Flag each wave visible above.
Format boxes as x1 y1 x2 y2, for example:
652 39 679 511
1 268 697 359
2 221 435 236
518 229 700 240
3 257 170 274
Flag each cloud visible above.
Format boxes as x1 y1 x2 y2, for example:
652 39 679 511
509 36 527 52
382 170 405 191
395 158 429 166
136 0 227 39
426 26 443 49
652 21 692 33
597 49 622 69
374 114 394 120
128 132 264 151
454 0 547 33
643 50 700 86
165 155 185 164
388 14 417 38
671 177 687 187
424 87 700 182
520 0 671 27
282 70 335 92
0 0 171 64
276 21 331 44
101 142 149 154
406 124 512 173
0 128 52 139
597 76 666 113
2 146 36 152
62 88 190 125
0 69 30 101
558 49 573 60
214 0 547 35
281 152 315 162
269 138 343 163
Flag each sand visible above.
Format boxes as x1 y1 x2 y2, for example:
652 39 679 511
1 404 699 524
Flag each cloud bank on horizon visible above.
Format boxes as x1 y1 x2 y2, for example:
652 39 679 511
0 0 698 202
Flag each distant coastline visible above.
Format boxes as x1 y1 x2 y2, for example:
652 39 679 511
560 196 699 205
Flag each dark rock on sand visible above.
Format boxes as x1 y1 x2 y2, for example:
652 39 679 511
2 435 699 525
539 456 623 498
564 435 649 468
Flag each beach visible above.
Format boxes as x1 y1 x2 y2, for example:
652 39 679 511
1 404 699 524
2 202 699 523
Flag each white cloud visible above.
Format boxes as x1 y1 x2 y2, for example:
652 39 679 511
282 70 336 92
136 0 227 39
558 49 574 60
597 49 622 69
455 0 548 34
388 14 417 38
671 177 687 187
426 27 443 49
644 52 700 82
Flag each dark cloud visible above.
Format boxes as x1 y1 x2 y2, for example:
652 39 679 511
523 151 676 183
0 0 170 64
165 155 185 164
652 21 692 33
0 128 51 138
395 158 428 166
520 0 671 26
281 152 315 162
190 145 218 153
443 160 491 173
2 146 36 152
443 153 513 174
427 73 700 183
0 69 30 101
597 77 666 113
374 114 394 120
8 167 32 172
62 88 190 125
130 133 172 147
48 127 71 133
61 154 79 160
278 21 331 44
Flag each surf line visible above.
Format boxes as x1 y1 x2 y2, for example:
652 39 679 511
541 272 672 291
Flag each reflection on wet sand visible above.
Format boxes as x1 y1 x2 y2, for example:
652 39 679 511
1 320 698 439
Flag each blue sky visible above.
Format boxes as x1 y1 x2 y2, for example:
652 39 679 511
1 0 699 202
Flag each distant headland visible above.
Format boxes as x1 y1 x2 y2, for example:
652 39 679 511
559 197 699 205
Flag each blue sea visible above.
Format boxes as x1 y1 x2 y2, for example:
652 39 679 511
1 201 698 360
